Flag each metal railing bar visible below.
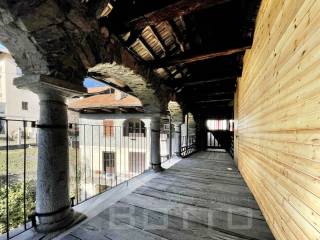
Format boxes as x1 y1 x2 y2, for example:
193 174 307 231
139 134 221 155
98 126 101 193
6 120 9 240
119 127 122 184
23 121 27 230
91 126 94 197
75 124 79 205
1 120 154 238
83 125 87 200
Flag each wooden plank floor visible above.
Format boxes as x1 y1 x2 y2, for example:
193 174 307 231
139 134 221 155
61 151 275 240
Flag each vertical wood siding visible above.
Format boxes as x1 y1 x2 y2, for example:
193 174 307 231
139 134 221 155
235 0 320 239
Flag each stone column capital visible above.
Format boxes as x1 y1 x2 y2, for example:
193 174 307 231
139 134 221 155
14 74 86 100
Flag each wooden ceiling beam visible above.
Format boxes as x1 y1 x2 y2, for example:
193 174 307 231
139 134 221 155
167 20 185 53
194 98 233 104
185 94 235 102
148 25 188 80
87 74 134 95
135 107 144 113
128 0 231 31
119 107 128 113
101 108 112 113
174 76 235 92
151 46 250 68
182 76 236 87
138 36 175 80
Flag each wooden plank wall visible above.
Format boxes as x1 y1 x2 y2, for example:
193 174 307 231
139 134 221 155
235 0 320 239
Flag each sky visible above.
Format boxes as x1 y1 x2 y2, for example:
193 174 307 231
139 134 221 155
0 43 9 52
83 77 106 88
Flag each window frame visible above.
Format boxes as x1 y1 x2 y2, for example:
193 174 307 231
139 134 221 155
21 101 28 111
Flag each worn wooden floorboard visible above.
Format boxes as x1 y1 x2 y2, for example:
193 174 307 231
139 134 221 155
133 186 264 220
61 151 275 240
155 172 247 186
135 184 259 210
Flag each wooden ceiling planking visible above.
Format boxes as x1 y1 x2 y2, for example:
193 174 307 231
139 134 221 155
141 26 166 58
103 0 262 118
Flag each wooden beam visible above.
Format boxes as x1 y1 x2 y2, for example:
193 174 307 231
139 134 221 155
135 107 144 113
101 108 112 113
148 25 188 79
195 98 233 104
138 35 175 80
175 76 236 93
182 76 236 87
128 0 231 30
151 46 250 68
88 74 135 95
187 93 235 102
119 107 128 113
167 20 185 52
203 91 235 96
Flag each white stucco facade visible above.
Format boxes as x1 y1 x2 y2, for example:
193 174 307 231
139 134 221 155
76 113 150 198
0 51 39 138
73 113 171 198
0 52 39 120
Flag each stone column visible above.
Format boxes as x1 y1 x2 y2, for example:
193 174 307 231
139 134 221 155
150 116 163 172
35 93 75 232
14 75 86 232
173 123 182 157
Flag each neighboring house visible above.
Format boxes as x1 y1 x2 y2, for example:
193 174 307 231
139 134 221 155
0 50 39 140
68 87 170 198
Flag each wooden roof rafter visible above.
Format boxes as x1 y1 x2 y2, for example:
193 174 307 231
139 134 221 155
136 36 175 80
148 25 189 80
150 46 250 68
127 0 232 31
182 76 237 87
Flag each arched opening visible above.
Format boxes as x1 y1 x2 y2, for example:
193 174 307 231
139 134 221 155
123 118 146 137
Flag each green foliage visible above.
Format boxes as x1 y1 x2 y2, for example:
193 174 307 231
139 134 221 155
0 180 36 234
0 148 37 176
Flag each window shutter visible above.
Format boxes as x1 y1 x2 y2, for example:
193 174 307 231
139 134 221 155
104 120 114 137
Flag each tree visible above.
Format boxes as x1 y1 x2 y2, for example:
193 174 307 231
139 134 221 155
0 180 36 234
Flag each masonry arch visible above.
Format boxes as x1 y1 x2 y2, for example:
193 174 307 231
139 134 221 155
0 1 169 114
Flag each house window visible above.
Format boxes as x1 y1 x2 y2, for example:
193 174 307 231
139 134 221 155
123 119 145 137
103 151 115 173
103 120 114 136
22 101 28 110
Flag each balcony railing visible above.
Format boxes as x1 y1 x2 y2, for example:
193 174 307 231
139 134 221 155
69 123 150 205
180 135 197 158
0 119 37 240
0 119 177 239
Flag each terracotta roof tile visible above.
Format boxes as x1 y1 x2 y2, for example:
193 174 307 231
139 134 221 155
69 92 142 110
87 86 111 93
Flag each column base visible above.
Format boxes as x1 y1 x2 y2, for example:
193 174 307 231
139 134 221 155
151 164 165 172
34 211 86 240
35 207 77 233
174 152 181 157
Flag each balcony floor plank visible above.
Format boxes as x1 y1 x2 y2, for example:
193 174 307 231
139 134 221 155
60 151 275 240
